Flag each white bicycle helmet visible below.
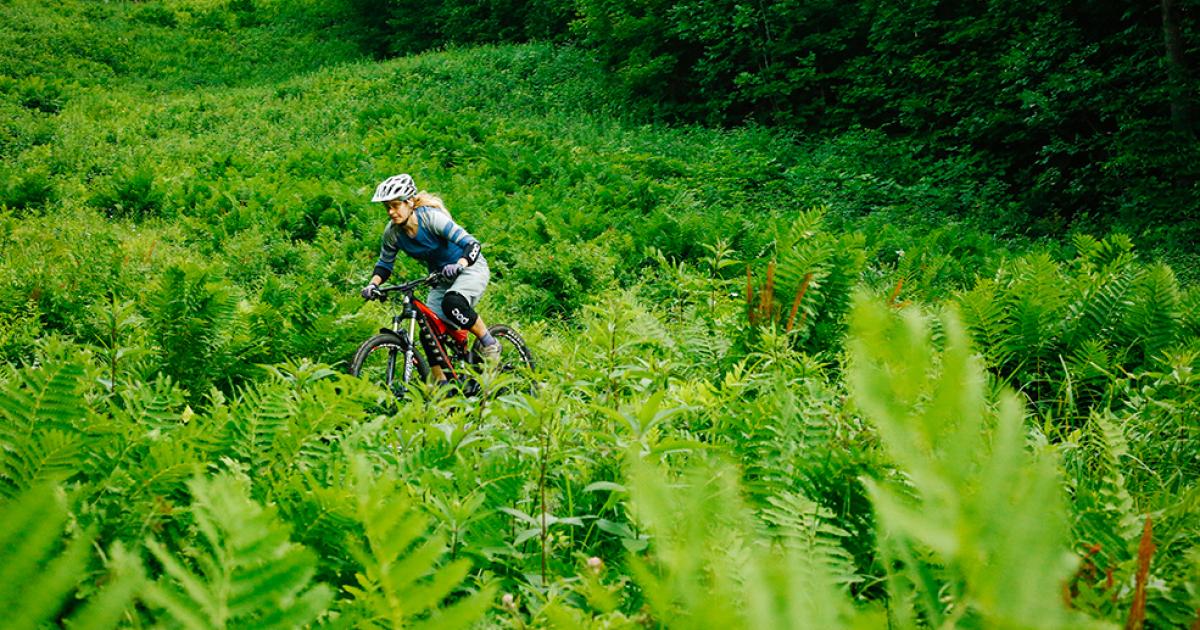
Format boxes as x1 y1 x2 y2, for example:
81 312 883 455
371 174 417 202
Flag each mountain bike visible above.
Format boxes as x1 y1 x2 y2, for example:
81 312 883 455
350 273 535 398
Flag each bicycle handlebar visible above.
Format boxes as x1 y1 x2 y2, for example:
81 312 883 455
372 273 440 300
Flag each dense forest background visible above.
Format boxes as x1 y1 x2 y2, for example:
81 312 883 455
348 0 1200 250
1 0 1198 628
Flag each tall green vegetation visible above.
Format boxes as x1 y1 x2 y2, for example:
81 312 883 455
1 1 1199 627
576 0 1197 234
350 0 1199 242
350 0 576 57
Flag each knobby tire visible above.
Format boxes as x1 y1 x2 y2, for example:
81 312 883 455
350 333 429 399
476 324 536 372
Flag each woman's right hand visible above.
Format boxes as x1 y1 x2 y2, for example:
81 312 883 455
361 283 380 300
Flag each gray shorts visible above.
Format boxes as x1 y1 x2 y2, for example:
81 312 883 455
425 256 489 325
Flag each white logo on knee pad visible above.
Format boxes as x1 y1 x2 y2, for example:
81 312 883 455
451 308 470 325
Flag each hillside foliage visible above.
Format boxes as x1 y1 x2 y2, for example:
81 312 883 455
347 0 1200 244
1 1 1199 628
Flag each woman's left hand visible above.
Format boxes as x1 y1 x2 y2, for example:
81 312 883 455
441 262 463 279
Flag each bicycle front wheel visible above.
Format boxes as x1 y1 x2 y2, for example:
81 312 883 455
350 333 429 399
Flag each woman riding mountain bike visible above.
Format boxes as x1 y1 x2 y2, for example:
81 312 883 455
360 174 501 386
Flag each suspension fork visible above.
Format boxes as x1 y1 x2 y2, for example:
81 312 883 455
396 294 419 385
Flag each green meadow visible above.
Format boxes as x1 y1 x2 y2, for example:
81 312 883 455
1 1 1198 628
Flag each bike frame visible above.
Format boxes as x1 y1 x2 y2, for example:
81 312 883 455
377 274 473 384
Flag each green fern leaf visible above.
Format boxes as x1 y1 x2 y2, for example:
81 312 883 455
0 359 89 431
0 484 90 630
848 296 1087 628
674 316 729 373
0 484 143 630
342 456 493 629
1126 263 1182 361
1065 339 1113 382
957 278 1013 367
1082 412 1140 542
277 475 358 577
1065 262 1142 349
225 382 293 467
626 456 871 629
269 378 365 475
1005 253 1067 365
143 474 333 629
1071 234 1101 267
1092 234 1136 269
145 263 238 400
112 375 188 432
0 360 91 497
1180 286 1200 337
131 439 203 493
68 541 146 630
760 490 861 588
3 428 85 494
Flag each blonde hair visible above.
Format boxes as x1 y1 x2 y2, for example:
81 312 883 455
411 191 451 218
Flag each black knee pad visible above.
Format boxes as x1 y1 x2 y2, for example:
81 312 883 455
442 291 478 330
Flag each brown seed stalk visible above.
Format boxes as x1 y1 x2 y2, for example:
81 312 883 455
786 273 813 333
761 260 776 324
888 277 905 307
1125 516 1155 630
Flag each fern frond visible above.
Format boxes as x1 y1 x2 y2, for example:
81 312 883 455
1005 253 1067 364
123 438 203 502
226 382 293 467
1126 263 1182 361
1 428 86 496
144 474 333 629
760 490 861 587
0 360 92 497
270 378 365 474
848 296 1087 628
277 475 358 577
780 208 826 252
957 279 1013 367
1071 234 1101 268
112 374 188 432
671 314 730 377
0 485 141 629
0 484 91 630
1065 263 1142 350
342 456 493 629
1082 412 1140 543
68 541 146 630
88 436 204 544
804 232 866 349
145 263 238 400
1180 286 1200 337
1064 339 1113 383
175 391 238 458
747 208 866 350
626 457 868 629
0 359 89 432
1092 234 1136 269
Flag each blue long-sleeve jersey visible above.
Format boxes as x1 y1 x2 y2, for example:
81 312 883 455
373 206 481 282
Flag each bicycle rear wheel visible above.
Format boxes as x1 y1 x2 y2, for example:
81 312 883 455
350 333 429 399
473 324 536 373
